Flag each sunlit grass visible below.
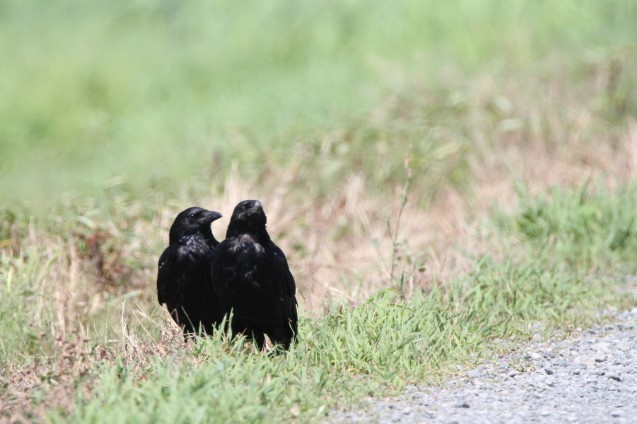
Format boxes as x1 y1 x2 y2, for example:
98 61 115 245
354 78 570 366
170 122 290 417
3 179 637 421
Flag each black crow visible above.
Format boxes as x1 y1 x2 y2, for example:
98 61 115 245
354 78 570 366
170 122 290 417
157 206 223 337
211 200 298 350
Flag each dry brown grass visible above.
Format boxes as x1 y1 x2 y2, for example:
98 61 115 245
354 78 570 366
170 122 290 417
241 64 637 310
6 61 636 321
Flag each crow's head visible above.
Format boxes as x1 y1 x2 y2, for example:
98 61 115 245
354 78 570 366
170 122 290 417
227 200 267 236
169 207 222 244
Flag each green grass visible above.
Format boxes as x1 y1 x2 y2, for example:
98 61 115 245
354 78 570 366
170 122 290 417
3 183 637 422
66 185 636 423
2 0 636 204
508 184 637 270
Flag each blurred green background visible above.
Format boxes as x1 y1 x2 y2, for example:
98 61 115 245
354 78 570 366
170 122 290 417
1 0 636 205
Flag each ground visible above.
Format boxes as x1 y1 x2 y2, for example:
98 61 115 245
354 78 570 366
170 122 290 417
328 306 637 423
1 1 637 422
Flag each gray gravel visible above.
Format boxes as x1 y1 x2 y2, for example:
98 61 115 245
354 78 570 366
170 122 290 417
328 308 637 424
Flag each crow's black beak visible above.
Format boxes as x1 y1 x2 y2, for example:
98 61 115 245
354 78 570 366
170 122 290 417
203 210 223 223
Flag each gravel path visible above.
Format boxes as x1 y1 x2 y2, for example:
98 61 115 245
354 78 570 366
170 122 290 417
328 308 637 424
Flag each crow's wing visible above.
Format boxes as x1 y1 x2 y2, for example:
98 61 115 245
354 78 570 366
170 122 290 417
266 242 298 339
157 246 177 306
211 236 298 347
158 238 221 333
268 243 297 298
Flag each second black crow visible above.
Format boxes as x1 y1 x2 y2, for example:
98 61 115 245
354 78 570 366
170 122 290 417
212 200 298 350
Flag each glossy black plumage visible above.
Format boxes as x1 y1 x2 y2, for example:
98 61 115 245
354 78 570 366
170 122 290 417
211 200 298 350
157 207 223 336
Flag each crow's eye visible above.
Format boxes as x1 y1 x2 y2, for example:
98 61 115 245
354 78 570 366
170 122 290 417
189 213 195 218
